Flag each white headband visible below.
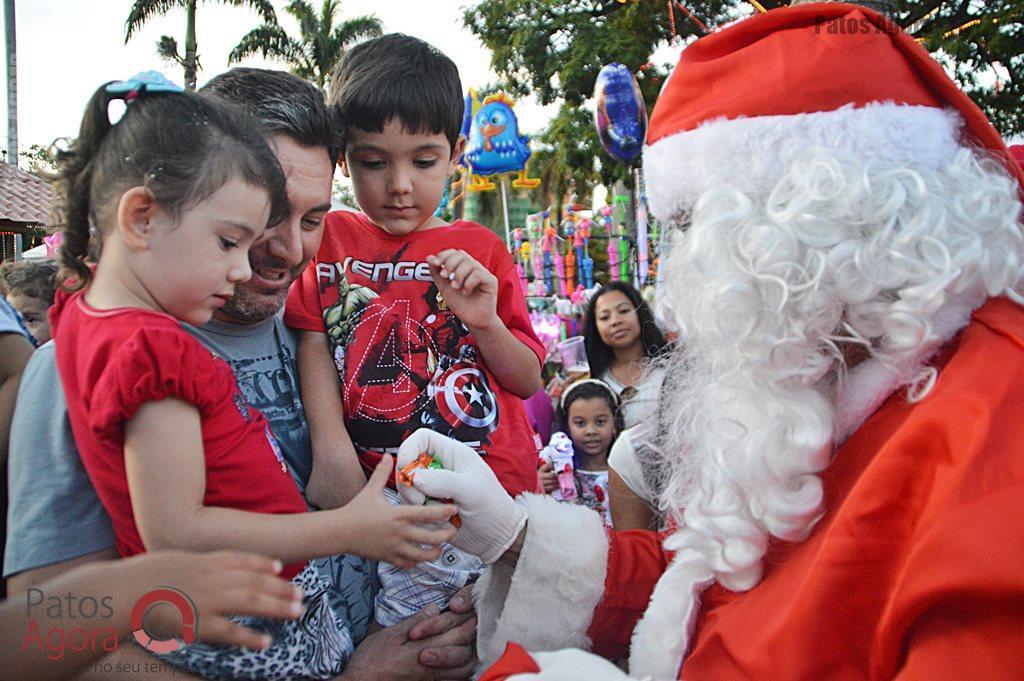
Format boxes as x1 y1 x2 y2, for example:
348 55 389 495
560 378 620 411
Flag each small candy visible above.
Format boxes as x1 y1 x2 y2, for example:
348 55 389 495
396 452 461 527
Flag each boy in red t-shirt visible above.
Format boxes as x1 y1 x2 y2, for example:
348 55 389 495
284 34 545 625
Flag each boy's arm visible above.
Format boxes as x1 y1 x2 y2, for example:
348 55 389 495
124 398 457 567
426 250 543 398
464 316 543 398
296 329 367 509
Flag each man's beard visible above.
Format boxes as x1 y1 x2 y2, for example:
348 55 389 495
218 256 305 324
648 146 1024 593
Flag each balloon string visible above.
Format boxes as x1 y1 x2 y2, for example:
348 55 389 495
668 0 710 36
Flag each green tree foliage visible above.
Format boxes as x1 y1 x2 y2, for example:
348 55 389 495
464 0 1024 194
896 0 1023 137
125 0 278 90
18 143 60 179
529 104 603 210
229 0 383 91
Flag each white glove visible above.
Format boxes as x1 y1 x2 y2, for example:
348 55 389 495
396 429 526 564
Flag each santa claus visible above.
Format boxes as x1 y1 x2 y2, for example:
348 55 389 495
397 3 1024 679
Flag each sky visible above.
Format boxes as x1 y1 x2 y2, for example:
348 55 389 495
1 0 562 155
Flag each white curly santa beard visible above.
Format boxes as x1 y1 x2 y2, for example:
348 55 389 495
629 146 1024 679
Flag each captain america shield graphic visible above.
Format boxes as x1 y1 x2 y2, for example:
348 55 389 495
433 366 498 430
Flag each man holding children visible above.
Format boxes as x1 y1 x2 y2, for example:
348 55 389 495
6 46 487 679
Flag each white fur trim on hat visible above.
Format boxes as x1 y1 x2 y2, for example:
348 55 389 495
642 103 963 223
474 493 610 669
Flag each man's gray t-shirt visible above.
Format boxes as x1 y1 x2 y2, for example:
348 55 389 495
4 314 376 643
186 316 313 489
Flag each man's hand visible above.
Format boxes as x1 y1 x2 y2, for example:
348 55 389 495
338 585 477 681
426 250 498 331
397 429 527 564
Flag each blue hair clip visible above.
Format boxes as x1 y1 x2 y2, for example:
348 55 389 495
106 71 183 102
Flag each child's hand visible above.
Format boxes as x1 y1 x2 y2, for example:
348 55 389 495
342 457 459 569
426 250 498 331
397 429 527 564
538 461 559 494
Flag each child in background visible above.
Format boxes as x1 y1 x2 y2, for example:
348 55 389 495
542 379 622 524
285 34 545 626
0 259 59 345
52 75 455 679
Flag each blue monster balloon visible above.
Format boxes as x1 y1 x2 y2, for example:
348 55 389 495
464 93 533 176
594 63 648 164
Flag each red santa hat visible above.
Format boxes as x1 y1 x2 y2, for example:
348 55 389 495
643 2 1024 223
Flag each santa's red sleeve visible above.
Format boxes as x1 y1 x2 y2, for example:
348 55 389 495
474 494 668 669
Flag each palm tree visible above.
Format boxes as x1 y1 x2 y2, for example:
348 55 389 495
229 0 382 92
5 0 17 165
125 0 278 90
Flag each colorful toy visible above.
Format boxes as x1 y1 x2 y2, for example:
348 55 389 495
617 223 631 281
554 248 568 297
600 205 620 282
563 218 576 291
397 452 462 527
397 452 443 487
464 92 541 190
542 216 557 295
540 433 577 502
526 212 544 281
636 173 649 288
593 63 649 164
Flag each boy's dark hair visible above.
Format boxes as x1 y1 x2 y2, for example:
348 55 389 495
583 281 668 381
201 67 342 165
57 85 288 289
329 34 463 151
0 259 60 304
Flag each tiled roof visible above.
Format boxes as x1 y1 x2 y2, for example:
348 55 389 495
0 161 54 226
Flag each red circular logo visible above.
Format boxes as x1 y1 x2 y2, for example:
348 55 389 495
130 587 198 653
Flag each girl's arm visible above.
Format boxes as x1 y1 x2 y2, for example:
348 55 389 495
296 329 367 509
125 398 456 568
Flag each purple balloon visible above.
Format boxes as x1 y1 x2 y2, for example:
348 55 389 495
594 63 648 164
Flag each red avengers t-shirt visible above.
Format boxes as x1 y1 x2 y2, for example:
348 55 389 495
53 293 308 579
285 212 545 496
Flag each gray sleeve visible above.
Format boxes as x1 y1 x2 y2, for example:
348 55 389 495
0 297 29 338
3 342 116 578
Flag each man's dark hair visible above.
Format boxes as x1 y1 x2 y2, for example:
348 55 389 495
202 67 342 164
329 34 463 151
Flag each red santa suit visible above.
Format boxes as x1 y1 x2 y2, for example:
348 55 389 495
474 4 1024 679
477 299 1024 680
